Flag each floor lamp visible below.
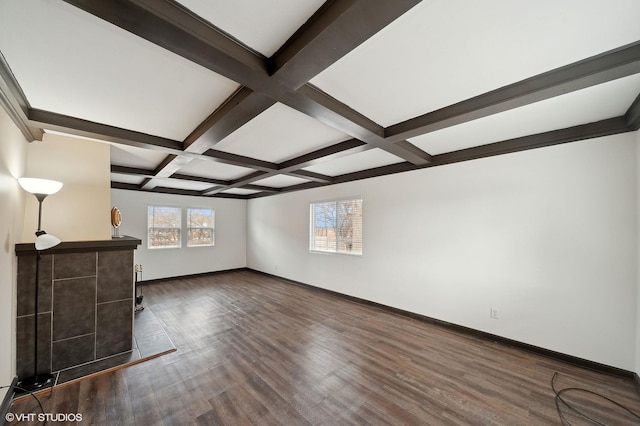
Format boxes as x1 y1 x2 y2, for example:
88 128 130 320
17 177 63 391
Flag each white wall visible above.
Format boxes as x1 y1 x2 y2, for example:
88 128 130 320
636 129 640 377
111 189 247 280
248 133 638 371
0 109 27 399
21 132 111 243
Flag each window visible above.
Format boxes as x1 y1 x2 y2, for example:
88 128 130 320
310 198 363 255
187 208 214 247
148 206 181 249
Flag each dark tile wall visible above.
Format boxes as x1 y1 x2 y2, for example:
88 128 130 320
16 249 135 378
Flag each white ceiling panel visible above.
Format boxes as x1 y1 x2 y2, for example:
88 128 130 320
215 103 350 163
175 0 325 57
252 175 309 188
177 158 252 181
157 179 213 191
222 188 261 195
410 73 640 155
110 145 168 169
303 149 405 177
310 0 640 127
111 173 145 186
0 0 240 141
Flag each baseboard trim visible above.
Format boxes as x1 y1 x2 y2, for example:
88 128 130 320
139 267 250 285
1 376 18 421
250 269 634 380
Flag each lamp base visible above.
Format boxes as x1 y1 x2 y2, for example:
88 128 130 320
17 373 54 394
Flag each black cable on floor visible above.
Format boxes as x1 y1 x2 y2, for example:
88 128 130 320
0 384 47 425
551 372 640 425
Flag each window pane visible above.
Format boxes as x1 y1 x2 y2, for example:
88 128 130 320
311 202 336 252
337 199 362 255
148 228 181 248
187 208 214 247
148 206 181 249
188 228 214 246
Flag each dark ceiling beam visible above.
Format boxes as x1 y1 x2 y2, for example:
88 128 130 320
199 168 333 196
243 184 280 193
34 105 359 193
62 0 431 165
385 41 640 142
199 148 331 183
63 0 267 86
202 149 278 173
331 117 633 186
285 169 333 183
182 87 276 152
111 181 247 199
111 165 230 187
170 173 229 187
431 117 631 167
278 138 371 170
27 108 277 173
262 181 328 197
201 170 269 196
110 165 154 176
295 84 432 165
271 0 421 89
197 138 372 196
0 52 43 141
29 108 185 152
625 93 640 130
140 87 275 190
140 154 193 190
200 166 333 196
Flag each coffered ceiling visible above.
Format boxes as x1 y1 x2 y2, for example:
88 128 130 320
1 0 639 199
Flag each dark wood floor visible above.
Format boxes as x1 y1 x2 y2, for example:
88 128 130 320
6 270 640 425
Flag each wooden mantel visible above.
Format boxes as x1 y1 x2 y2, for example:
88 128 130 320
15 235 142 256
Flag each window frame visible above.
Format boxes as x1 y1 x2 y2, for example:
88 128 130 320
309 197 363 256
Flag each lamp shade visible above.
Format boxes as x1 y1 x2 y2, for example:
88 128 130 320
18 178 63 195
35 233 61 250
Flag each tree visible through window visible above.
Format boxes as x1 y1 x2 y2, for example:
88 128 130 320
310 198 362 255
187 208 214 247
148 206 181 249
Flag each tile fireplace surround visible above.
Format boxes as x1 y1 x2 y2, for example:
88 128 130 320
14 236 141 380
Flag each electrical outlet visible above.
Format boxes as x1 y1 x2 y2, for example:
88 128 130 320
490 308 499 319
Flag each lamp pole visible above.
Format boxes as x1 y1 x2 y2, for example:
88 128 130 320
17 178 63 391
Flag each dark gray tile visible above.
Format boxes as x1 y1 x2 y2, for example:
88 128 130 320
135 330 175 359
17 254 52 316
52 277 96 341
53 252 96 280
97 250 134 303
56 349 141 384
96 300 133 358
52 334 95 371
16 313 52 379
134 306 167 337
